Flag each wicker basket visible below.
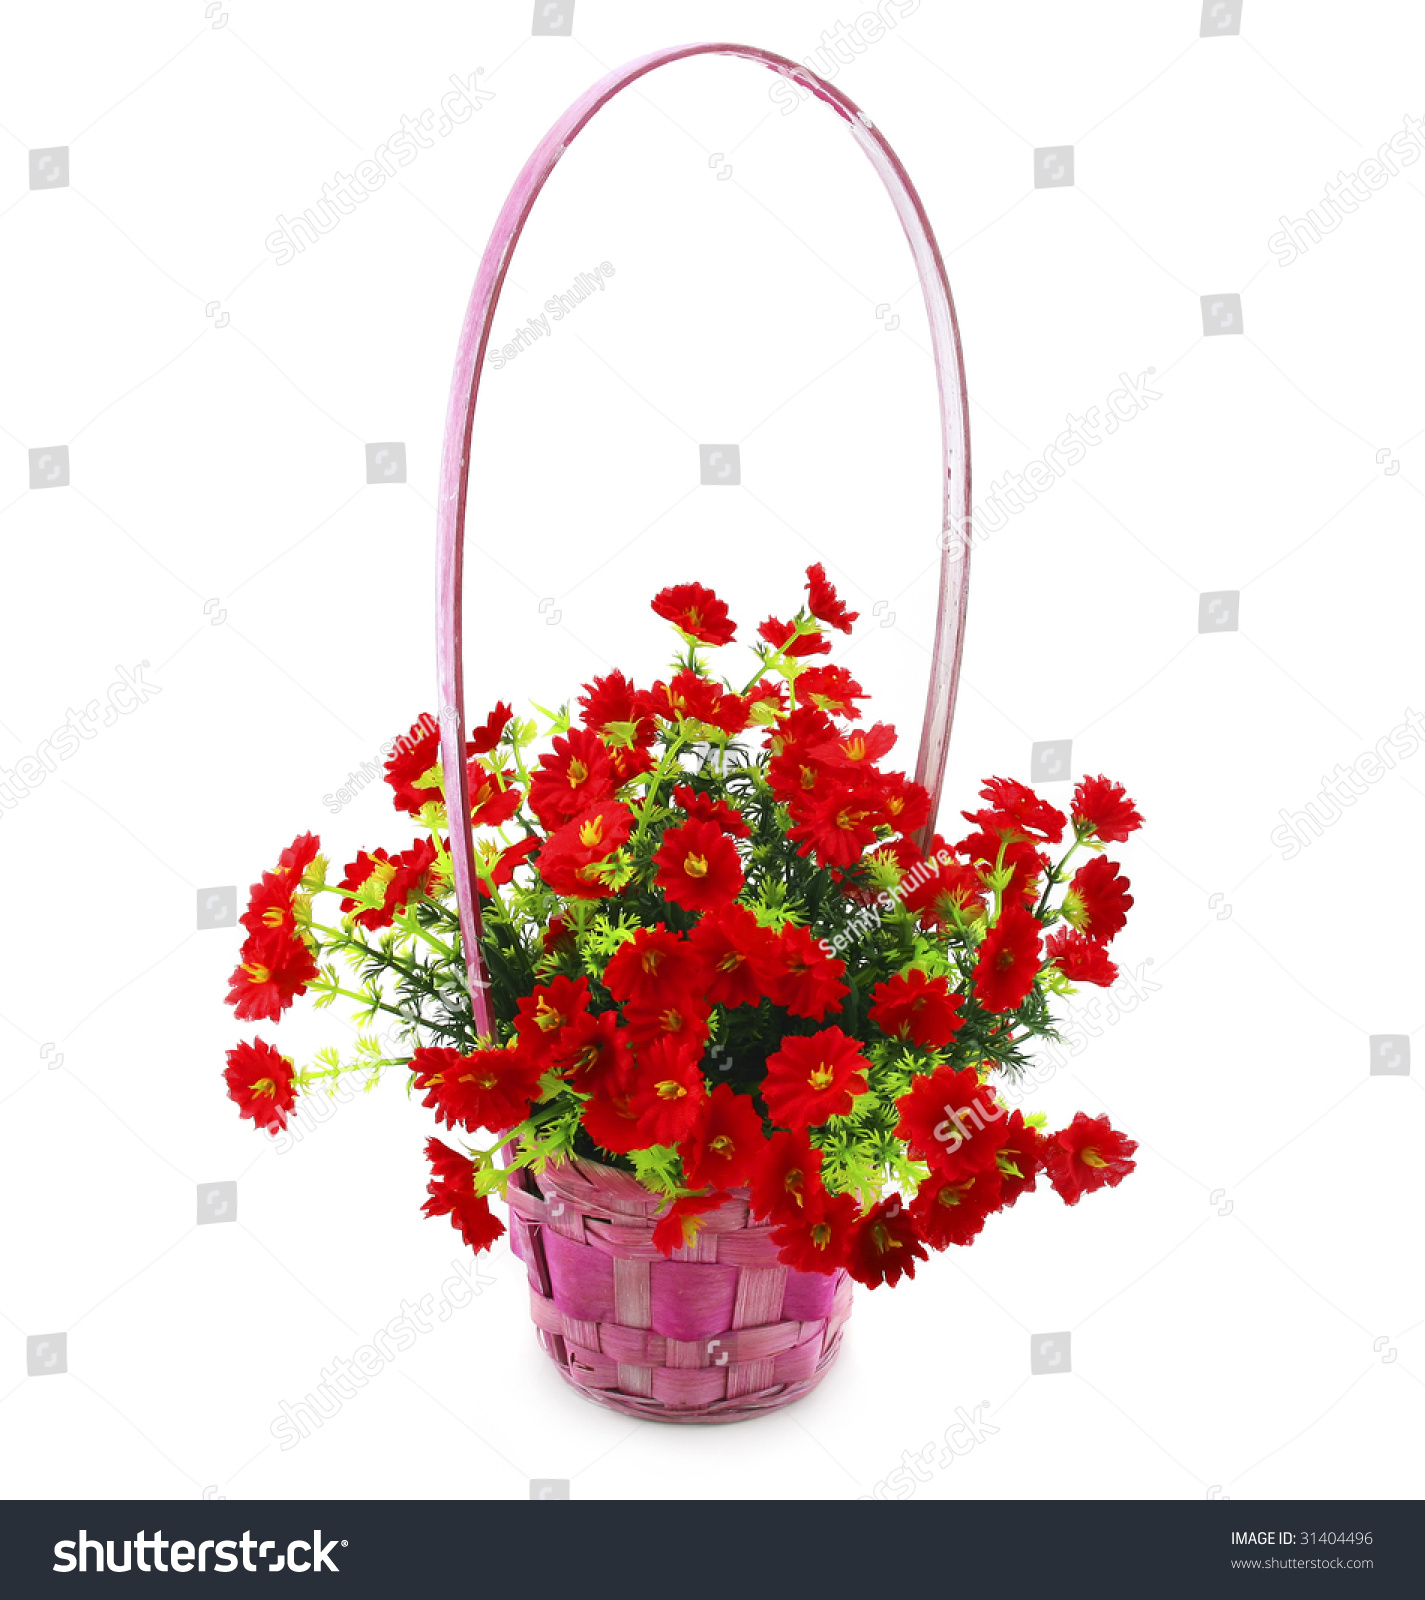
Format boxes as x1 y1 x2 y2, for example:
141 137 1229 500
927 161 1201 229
505 1156 853 1423
436 42 970 1422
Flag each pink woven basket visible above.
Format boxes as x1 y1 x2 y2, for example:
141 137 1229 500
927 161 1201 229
435 44 971 1421
505 1156 853 1422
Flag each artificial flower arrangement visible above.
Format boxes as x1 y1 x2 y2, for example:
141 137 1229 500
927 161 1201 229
222 565 1141 1297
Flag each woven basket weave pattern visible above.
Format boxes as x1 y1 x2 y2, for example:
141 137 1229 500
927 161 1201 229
506 1157 852 1423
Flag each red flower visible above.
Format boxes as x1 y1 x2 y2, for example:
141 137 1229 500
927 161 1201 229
766 707 838 804
765 923 847 1020
954 827 1047 909
797 664 865 719
671 783 751 838
651 1191 731 1256
585 1038 707 1151
995 1110 1045 1208
681 1084 766 1189
422 1137 504 1252
653 818 744 912
805 563 859 633
578 671 656 783
758 615 830 658
847 1196 927 1288
767 703 838 755
811 723 898 770
770 1189 859 1274
384 715 457 814
1045 927 1119 987
637 671 725 728
767 752 827 814
579 1079 644 1154
890 836 987 927
538 800 635 900
277 832 321 878
1044 1112 1138 1204
412 1044 542 1133
551 1009 632 1091
895 1066 1006 1177
910 1170 1003 1249
466 766 523 829
787 783 888 870
762 1027 868 1129
240 878 298 942
240 833 320 938
603 925 706 1006
1063 856 1133 943
743 678 788 723
527 727 616 830
223 1038 296 1134
877 772 931 839
749 1128 824 1224
338 838 439 931
652 582 737 646
1072 775 1143 843
511 975 590 1066
225 927 320 1022
687 904 779 1009
469 700 513 755
967 777 1066 844
869 969 966 1050
579 669 642 734
476 834 540 899
971 904 1043 1012
621 988 711 1059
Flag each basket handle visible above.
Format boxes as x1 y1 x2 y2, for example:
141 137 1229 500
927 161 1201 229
437 42 972 1037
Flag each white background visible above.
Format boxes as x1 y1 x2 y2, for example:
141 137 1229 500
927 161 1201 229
2 0 1422 1501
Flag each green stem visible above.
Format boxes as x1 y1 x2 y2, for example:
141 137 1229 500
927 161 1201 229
1035 837 1082 919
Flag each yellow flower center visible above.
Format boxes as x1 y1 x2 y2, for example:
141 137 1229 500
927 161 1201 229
684 853 709 879
655 1080 687 1101
579 815 605 848
567 758 588 787
808 1062 834 1090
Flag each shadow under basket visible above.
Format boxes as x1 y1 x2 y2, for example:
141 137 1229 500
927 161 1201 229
505 1157 853 1423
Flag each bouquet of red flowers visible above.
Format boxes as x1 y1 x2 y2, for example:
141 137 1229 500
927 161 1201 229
223 565 1140 1291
